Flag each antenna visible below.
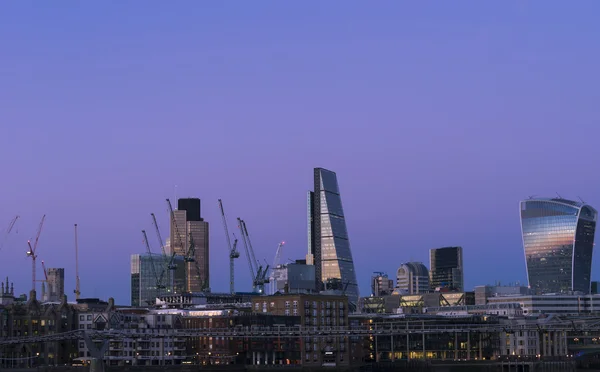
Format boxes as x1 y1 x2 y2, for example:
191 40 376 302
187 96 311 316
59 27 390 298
555 192 563 199
174 185 178 202
528 195 536 200
578 196 586 204
74 224 81 300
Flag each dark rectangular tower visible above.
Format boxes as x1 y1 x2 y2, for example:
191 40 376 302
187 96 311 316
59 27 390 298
170 198 210 292
429 246 464 291
178 198 202 221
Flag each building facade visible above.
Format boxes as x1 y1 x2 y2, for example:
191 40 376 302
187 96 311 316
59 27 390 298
520 197 597 294
252 294 350 367
170 198 210 293
0 290 78 367
271 262 316 295
429 247 463 291
395 262 430 295
131 253 185 306
41 268 65 303
307 168 359 305
371 273 394 296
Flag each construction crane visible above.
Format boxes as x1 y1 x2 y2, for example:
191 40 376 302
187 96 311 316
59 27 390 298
151 213 177 293
74 224 81 300
218 199 240 294
187 233 209 292
167 199 201 293
41 260 49 301
0 215 19 252
166 199 194 262
237 218 269 294
26 215 46 293
269 241 286 294
142 230 164 292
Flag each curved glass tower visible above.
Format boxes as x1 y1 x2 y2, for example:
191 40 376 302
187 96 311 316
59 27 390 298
520 197 597 294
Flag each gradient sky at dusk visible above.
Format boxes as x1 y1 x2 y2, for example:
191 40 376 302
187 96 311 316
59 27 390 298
1 2 600 304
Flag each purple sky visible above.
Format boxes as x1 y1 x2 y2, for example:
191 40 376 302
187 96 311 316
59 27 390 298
1 2 600 304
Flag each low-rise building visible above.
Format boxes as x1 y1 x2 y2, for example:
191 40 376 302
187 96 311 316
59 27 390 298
0 289 78 367
252 294 349 367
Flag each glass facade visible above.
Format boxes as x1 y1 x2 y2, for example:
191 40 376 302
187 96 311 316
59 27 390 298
310 168 360 305
130 253 185 306
429 247 463 291
170 203 210 293
520 198 597 294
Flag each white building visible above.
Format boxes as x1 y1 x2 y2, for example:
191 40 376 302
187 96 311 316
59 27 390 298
395 262 430 295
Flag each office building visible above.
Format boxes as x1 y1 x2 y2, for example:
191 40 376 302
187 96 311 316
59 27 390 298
371 273 394 296
169 198 210 293
131 253 185 306
474 284 531 305
520 197 597 294
429 247 463 291
42 268 65 302
270 261 316 294
307 168 359 305
252 293 350 366
395 262 430 295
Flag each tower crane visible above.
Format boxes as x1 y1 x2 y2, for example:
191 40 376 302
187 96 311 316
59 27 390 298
269 241 286 294
237 218 269 294
142 230 164 292
166 199 194 262
187 233 209 292
151 213 177 293
26 215 46 293
41 260 49 301
218 199 240 294
1 215 19 252
74 224 81 300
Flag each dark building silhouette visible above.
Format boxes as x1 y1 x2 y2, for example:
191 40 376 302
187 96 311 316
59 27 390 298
429 247 463 291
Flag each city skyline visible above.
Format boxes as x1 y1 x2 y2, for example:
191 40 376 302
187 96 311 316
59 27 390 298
2 2 600 304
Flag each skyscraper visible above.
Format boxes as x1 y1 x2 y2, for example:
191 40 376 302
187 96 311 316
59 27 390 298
396 262 430 295
130 253 185 306
307 167 359 304
520 197 597 294
429 247 463 291
169 198 210 293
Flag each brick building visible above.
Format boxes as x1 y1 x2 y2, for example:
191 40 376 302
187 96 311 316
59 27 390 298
251 293 350 367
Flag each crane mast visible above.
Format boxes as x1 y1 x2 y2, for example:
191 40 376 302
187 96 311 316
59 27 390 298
237 218 269 293
74 224 81 300
26 215 46 293
218 199 239 294
237 218 257 291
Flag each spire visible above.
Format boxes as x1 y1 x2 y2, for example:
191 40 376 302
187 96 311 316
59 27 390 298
10 283 14 295
1 281 4 295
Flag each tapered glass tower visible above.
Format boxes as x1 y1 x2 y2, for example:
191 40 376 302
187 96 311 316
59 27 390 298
307 168 359 305
520 197 597 294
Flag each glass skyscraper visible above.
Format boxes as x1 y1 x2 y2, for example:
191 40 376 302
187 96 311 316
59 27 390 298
307 167 360 305
520 197 597 294
429 247 464 291
131 253 185 306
